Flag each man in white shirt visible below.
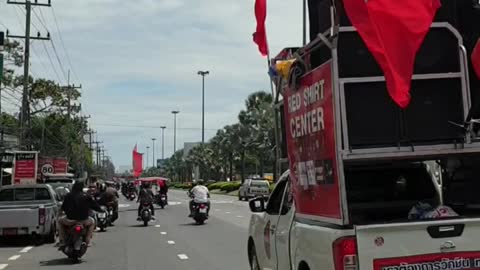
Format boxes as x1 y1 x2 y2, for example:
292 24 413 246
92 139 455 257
188 181 210 217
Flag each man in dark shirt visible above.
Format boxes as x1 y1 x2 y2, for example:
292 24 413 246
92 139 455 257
57 181 103 246
137 182 155 220
97 184 119 223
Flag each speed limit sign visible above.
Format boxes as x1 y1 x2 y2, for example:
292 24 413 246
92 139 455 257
41 164 54 174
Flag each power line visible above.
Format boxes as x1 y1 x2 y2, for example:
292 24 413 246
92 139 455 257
50 6 80 83
49 40 67 82
92 123 218 131
40 40 63 83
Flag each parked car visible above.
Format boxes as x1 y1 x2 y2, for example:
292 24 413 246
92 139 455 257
0 184 59 244
238 179 270 201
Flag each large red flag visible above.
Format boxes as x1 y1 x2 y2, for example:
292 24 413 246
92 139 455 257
132 144 143 178
473 38 480 79
253 0 269 56
343 0 440 108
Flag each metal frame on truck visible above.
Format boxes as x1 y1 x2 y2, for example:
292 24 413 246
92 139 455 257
272 19 480 226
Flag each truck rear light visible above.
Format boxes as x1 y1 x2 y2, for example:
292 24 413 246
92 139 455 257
39 208 46 225
333 237 357 270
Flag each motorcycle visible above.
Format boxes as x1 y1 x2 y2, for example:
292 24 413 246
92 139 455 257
158 194 167 209
106 205 114 226
128 192 136 201
139 202 152 226
96 206 108 232
60 224 88 263
191 202 209 225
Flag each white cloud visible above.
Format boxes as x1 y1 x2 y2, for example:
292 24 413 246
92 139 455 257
0 0 302 167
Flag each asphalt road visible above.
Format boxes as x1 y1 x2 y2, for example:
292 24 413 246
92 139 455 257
0 189 252 270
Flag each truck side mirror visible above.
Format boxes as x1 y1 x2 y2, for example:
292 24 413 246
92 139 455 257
249 197 266 212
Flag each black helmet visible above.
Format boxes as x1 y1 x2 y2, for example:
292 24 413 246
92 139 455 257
72 181 84 193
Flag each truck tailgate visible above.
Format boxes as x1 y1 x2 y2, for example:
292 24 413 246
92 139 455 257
0 206 39 228
356 218 480 270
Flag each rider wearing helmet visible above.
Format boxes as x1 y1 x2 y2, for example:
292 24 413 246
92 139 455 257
188 180 210 217
137 181 155 220
97 183 120 223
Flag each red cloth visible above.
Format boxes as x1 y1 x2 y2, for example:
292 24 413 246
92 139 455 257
253 0 269 56
343 0 440 108
132 145 143 178
473 38 480 79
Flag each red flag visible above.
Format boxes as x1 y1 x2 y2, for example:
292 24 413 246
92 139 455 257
132 144 143 178
343 0 440 108
253 0 269 56
473 38 480 79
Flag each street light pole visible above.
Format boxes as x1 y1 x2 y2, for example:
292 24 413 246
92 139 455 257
172 111 180 153
197 71 209 143
146 146 150 169
151 138 156 168
160 126 166 159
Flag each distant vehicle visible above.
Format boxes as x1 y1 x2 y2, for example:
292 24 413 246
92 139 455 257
238 179 270 201
0 184 59 244
43 175 75 191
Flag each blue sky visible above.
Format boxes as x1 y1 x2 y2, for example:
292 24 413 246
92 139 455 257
0 0 302 168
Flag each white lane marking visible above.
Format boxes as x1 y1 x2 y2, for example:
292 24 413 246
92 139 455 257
8 255 20 261
20 246 33 253
177 254 189 260
236 215 244 218
160 232 167 235
167 240 175 245
0 264 8 270
168 201 182 206
118 204 130 208
225 212 231 214
155 225 161 228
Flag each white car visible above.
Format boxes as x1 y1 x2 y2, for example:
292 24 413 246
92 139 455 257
238 179 270 201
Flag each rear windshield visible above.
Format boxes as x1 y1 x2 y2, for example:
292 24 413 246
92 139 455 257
0 188 52 202
250 181 269 187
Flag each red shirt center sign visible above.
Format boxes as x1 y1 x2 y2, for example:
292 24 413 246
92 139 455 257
283 61 341 220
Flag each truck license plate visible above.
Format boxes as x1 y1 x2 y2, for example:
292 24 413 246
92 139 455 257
3 228 17 236
199 208 207 213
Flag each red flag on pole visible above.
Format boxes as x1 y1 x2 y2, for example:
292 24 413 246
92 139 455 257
473 38 480 79
132 144 143 178
343 0 440 108
253 0 269 56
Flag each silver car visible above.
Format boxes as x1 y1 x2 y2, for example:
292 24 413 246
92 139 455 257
238 179 270 201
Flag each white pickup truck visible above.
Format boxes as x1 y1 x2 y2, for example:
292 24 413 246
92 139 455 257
0 184 59 243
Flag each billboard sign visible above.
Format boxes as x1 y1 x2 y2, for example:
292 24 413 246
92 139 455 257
12 151 38 185
284 61 341 220
38 157 68 175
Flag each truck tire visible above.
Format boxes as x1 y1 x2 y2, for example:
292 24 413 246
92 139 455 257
249 244 261 270
45 224 56 244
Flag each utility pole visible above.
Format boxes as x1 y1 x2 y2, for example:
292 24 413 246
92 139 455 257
60 80 82 120
172 111 180 153
151 138 156 168
160 126 166 160
197 71 209 143
146 146 150 169
7 0 51 148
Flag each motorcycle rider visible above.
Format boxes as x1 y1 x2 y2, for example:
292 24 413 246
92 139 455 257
57 181 104 247
159 180 169 204
96 183 120 224
137 182 155 220
188 180 210 217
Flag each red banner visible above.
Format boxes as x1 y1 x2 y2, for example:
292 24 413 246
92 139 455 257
284 61 341 219
132 145 143 178
38 157 68 175
13 152 38 185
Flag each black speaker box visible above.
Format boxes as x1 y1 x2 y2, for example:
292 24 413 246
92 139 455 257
279 103 288 159
345 78 465 148
337 27 460 78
